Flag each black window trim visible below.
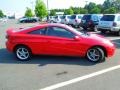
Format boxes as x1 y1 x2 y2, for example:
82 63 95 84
46 26 76 39
28 27 47 35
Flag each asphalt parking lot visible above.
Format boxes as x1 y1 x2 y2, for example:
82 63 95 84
0 20 120 90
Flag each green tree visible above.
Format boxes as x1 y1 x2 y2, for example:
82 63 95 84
25 7 33 17
64 8 73 15
90 7 101 14
80 8 88 14
103 0 112 10
71 7 80 14
111 0 120 12
35 0 48 19
103 7 116 14
50 10 56 16
85 2 96 13
0 10 4 18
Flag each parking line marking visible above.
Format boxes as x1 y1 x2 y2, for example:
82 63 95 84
39 65 120 90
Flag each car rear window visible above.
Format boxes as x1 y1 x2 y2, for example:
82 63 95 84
78 16 82 19
67 16 71 19
55 16 58 19
61 16 65 19
101 15 115 21
82 15 91 20
71 15 76 19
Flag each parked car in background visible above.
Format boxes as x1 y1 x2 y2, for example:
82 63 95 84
19 17 38 23
69 14 83 27
61 15 71 24
54 15 63 23
97 14 120 36
0 17 8 22
49 16 56 23
6 23 115 62
80 14 103 31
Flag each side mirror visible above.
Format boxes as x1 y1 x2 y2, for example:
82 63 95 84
74 36 80 41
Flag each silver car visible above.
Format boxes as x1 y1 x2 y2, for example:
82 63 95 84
98 14 120 36
69 14 83 27
61 15 71 24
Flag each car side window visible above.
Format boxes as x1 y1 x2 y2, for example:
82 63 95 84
117 16 120 21
78 16 82 19
46 26 75 38
29 28 46 35
92 15 98 21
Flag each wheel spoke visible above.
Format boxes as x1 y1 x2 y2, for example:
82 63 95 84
16 47 29 60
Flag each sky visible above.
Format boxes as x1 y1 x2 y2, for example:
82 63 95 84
0 0 105 17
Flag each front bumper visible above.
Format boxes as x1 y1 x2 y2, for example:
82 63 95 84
106 44 116 57
97 26 120 32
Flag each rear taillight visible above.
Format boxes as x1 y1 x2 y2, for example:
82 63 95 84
113 22 117 27
6 35 9 39
88 20 93 25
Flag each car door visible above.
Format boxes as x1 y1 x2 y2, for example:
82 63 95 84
44 26 83 56
27 27 49 54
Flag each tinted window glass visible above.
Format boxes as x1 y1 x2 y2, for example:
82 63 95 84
67 16 71 19
71 15 76 19
47 27 75 38
92 15 98 21
101 15 115 21
78 16 82 19
117 16 120 21
55 16 58 19
82 15 91 20
29 28 46 35
61 16 65 19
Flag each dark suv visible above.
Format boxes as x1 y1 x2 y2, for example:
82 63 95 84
80 14 102 31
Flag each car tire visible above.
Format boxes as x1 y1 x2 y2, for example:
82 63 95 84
14 46 32 61
93 26 98 32
116 30 120 36
86 47 105 63
101 30 106 34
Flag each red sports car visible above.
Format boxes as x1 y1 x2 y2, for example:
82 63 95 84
6 23 115 62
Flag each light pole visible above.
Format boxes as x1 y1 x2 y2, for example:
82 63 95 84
85 0 88 6
30 1 34 12
47 0 49 21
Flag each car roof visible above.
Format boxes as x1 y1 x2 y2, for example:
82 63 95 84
34 23 68 28
102 14 120 17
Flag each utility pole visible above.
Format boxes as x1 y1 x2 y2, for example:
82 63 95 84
47 0 49 21
85 0 88 6
31 1 34 11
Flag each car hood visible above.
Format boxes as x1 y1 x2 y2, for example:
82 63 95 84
81 33 113 46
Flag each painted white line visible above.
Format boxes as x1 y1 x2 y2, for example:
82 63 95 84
39 65 120 90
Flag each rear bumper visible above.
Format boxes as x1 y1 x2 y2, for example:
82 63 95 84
6 41 14 52
97 26 120 32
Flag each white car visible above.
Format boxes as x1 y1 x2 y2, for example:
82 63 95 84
0 17 8 22
60 15 71 24
98 14 120 36
69 14 83 27
54 15 63 23
49 16 56 23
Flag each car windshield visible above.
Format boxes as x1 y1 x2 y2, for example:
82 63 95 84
60 16 65 19
65 25 89 36
101 15 115 21
71 15 76 19
67 16 71 19
82 15 91 20
55 16 58 19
